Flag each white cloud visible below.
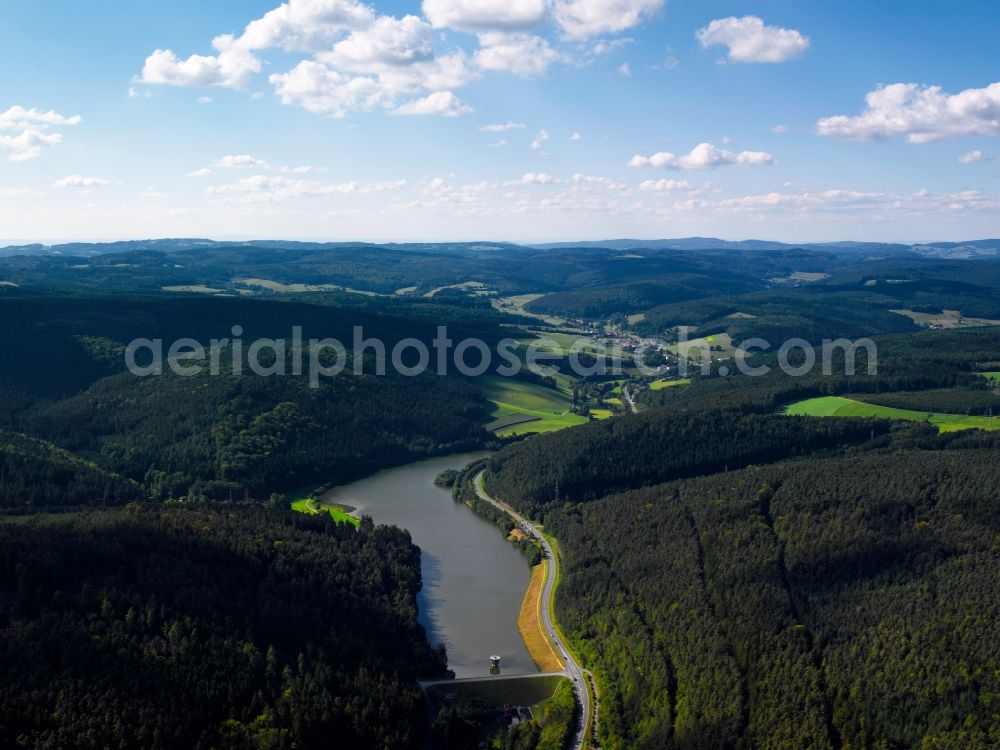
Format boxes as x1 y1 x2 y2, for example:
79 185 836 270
480 121 525 132
531 129 550 150
138 35 262 88
212 154 270 169
270 61 385 116
696 16 809 63
571 173 624 189
321 15 435 70
510 171 557 185
617 62 631 77
771 124 790 134
207 174 407 201
553 0 663 40
393 90 472 116
474 33 561 77
0 106 82 129
570 131 582 141
489 138 507 148
629 142 774 169
238 0 375 51
188 168 215 177
959 149 986 164
639 178 693 191
197 96 214 104
137 1 478 118
817 82 1000 143
53 175 112 189
0 105 82 162
422 0 549 32
592 37 633 56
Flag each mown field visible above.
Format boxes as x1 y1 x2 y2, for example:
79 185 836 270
784 396 1000 432
649 378 691 391
480 376 591 436
290 497 361 527
518 561 564 673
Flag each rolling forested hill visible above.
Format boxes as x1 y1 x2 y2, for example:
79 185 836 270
0 506 446 749
479 326 1000 749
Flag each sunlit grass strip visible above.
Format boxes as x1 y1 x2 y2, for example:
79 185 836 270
784 396 1000 432
290 497 361 527
519 561 565 673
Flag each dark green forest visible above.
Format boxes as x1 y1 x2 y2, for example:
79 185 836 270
480 325 1000 749
0 506 447 750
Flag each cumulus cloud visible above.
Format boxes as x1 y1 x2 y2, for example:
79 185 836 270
139 36 262 88
696 16 809 63
480 121 525 132
629 142 774 169
474 33 561 77
617 62 631 77
958 149 986 164
422 0 549 32
509 171 557 185
817 82 1000 143
137 0 479 118
239 0 375 51
639 178 693 191
270 61 386 116
531 129 550 150
320 15 435 69
0 105 82 162
571 173 624 189
570 131 582 141
53 175 112 189
0 106 82 129
213 154 270 169
553 0 663 40
393 90 472 116
188 168 214 177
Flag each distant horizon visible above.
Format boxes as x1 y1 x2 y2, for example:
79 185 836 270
3 234 1000 249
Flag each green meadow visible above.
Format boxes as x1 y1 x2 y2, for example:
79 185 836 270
481 375 592 436
649 378 691 391
784 396 1000 433
290 497 361 527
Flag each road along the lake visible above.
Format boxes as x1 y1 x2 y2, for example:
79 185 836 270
474 471 596 750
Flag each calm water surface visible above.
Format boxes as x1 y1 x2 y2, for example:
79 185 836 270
322 452 536 678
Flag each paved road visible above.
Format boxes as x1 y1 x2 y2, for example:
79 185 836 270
474 472 594 750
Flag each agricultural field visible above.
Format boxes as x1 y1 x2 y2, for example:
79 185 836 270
891 308 1000 329
480 375 590 436
983 372 1000 384
669 331 737 359
290 497 361 527
649 378 691 390
784 396 1000 432
492 294 570 327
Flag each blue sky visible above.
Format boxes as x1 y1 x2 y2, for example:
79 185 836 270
1 0 998 243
